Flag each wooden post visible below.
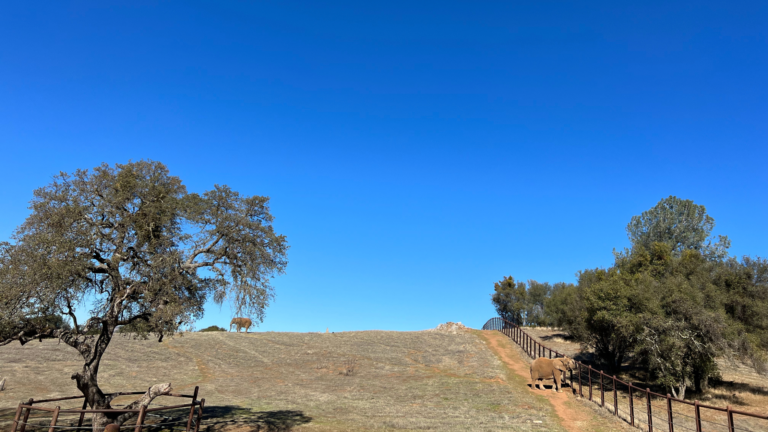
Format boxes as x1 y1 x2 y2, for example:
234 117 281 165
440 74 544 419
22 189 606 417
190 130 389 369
11 404 23 432
134 404 147 432
646 388 653 432
193 398 206 432
186 386 200 432
588 367 593 401
613 376 618 416
570 369 575 395
667 394 674 432
19 398 33 432
629 385 634 426
694 400 701 432
77 398 88 430
727 405 734 432
48 406 60 432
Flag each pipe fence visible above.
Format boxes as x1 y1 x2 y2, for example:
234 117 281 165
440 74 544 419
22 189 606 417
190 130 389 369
10 386 205 432
482 317 768 432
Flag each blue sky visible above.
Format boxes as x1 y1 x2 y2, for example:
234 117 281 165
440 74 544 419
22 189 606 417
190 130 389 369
1 1 766 332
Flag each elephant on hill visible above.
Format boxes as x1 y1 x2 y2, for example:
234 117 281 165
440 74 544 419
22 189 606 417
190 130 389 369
530 356 576 392
230 317 253 333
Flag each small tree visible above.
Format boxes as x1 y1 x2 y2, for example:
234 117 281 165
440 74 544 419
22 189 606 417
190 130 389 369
0 161 288 431
491 276 527 325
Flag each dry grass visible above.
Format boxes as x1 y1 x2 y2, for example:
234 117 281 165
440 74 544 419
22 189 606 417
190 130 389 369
0 330 567 431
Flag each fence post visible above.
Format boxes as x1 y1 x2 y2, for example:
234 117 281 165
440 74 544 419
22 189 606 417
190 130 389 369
694 400 701 432
613 376 618 416
600 371 605 407
193 398 206 432
19 398 33 432
646 388 653 432
629 385 635 426
48 406 60 432
11 404 23 432
134 405 147 432
588 367 593 401
667 394 674 432
578 363 583 397
77 398 88 430
727 405 734 432
570 369 575 395
186 386 200 432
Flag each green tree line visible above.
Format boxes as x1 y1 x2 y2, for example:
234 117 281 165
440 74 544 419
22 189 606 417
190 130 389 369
492 196 768 399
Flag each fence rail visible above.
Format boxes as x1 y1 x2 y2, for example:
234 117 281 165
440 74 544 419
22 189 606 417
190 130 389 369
10 386 205 432
482 317 768 432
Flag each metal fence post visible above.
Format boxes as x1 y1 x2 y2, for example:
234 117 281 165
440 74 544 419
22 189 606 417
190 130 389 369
694 400 701 432
600 371 605 407
727 405 734 432
667 394 674 432
48 406 60 432
578 363 583 397
646 388 653 432
629 385 635 426
613 376 618 416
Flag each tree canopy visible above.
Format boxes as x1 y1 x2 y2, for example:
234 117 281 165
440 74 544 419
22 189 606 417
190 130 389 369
626 195 730 260
0 161 288 430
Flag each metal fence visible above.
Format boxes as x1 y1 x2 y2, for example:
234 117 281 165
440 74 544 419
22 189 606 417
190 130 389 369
10 386 205 432
482 317 768 432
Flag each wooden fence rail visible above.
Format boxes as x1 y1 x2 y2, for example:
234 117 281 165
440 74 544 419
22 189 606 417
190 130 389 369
10 386 204 432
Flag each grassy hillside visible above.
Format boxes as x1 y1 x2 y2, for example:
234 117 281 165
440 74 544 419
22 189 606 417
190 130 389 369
0 329 567 431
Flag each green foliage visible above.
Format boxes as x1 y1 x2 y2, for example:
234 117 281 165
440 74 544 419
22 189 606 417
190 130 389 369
199 325 227 332
544 282 584 335
491 196 767 397
491 276 527 325
626 195 730 260
525 281 551 327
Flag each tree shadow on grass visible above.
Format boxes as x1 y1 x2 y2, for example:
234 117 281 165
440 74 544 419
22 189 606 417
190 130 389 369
200 405 313 432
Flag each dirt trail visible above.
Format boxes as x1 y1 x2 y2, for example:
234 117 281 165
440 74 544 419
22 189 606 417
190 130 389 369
478 330 598 432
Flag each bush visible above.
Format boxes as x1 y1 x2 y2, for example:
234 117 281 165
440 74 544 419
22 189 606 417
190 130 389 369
199 325 227 332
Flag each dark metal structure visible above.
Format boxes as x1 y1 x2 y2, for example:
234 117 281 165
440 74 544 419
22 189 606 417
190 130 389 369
10 386 205 432
483 317 768 432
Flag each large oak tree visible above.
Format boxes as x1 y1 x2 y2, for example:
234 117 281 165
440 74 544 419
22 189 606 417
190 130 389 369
0 161 288 430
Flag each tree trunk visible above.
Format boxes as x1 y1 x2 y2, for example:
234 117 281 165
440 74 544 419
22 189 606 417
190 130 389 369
69 324 173 431
671 382 687 400
693 369 708 393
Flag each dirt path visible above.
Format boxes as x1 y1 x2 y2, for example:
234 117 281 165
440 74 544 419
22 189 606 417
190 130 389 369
477 330 602 432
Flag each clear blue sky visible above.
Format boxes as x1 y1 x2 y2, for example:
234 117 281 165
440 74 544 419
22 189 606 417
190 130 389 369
1 2 765 332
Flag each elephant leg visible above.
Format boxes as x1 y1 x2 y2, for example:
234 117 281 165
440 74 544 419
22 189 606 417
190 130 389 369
554 372 562 392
